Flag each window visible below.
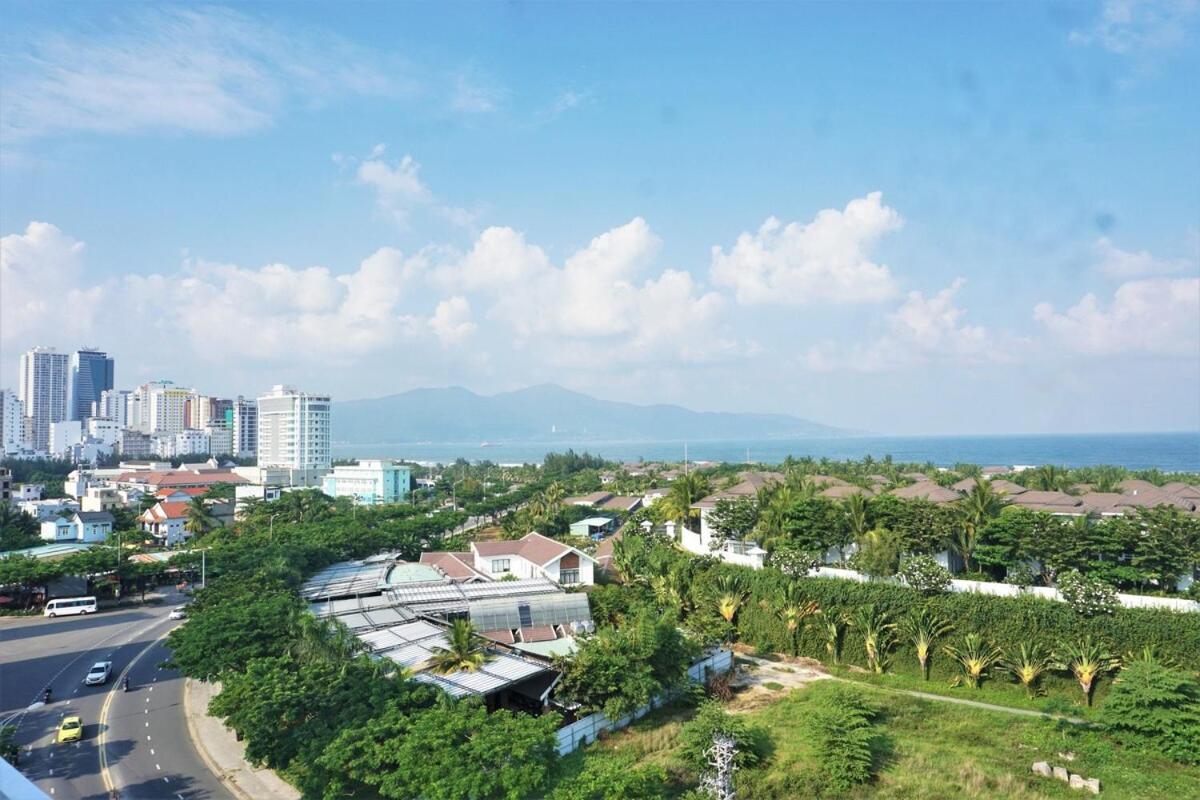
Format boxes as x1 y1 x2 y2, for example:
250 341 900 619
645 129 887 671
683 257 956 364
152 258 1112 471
491 558 510 573
560 569 580 585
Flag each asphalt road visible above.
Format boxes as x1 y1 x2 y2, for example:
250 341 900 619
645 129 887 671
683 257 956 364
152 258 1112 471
0 595 232 800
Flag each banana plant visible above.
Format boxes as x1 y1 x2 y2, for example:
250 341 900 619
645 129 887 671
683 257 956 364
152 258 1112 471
943 633 1003 689
899 607 953 680
1054 636 1119 706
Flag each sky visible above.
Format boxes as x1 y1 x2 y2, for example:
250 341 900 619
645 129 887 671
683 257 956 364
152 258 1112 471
1 0 1198 436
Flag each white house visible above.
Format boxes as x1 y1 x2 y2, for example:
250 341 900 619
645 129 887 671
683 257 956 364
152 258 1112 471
19 498 80 521
40 511 114 543
139 501 190 546
459 533 598 586
672 521 767 569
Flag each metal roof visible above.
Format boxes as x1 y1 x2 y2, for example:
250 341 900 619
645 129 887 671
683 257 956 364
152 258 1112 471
468 592 592 633
0 542 94 561
299 558 396 600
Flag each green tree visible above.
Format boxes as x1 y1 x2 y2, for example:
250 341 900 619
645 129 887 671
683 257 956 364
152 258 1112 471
708 497 759 542
317 697 560 800
852 604 895 673
954 478 1006 572
0 505 40 551
773 582 820 656
1129 506 1200 592
852 527 903 578
548 755 668 800
1054 636 1119 706
943 633 1003 689
428 619 489 674
899 606 952 680
712 573 748 629
660 472 711 533
1096 658 1200 764
678 700 763 770
1002 642 1052 698
185 497 218 538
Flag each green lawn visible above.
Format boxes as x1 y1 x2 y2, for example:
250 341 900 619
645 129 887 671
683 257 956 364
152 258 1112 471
547 681 1199 800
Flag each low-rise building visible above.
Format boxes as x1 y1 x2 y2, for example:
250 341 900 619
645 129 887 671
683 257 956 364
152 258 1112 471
40 511 114 543
467 532 597 586
569 516 618 539
18 498 80 520
139 501 191 547
321 460 412 505
13 483 44 502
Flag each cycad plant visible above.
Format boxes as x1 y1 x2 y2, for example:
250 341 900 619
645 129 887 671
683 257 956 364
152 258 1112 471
852 604 896 673
1054 636 1119 706
899 607 953 680
943 633 1003 689
774 583 821 656
1002 642 1052 697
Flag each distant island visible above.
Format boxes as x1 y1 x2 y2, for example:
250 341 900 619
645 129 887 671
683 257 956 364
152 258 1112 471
332 383 853 444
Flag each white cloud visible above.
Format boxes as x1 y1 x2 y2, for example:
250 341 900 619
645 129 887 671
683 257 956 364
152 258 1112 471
450 74 502 113
1092 236 1191 278
1 7 395 142
710 192 902 305
1070 0 1199 53
347 145 473 229
441 226 551 292
429 296 477 346
1034 277 1200 356
802 279 1002 372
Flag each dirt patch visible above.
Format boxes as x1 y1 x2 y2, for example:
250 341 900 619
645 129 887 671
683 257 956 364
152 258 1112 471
726 653 831 712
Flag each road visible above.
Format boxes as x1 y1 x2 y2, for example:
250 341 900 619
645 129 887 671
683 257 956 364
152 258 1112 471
0 595 232 800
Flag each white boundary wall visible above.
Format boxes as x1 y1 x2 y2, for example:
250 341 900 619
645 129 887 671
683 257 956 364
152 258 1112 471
809 566 1200 613
555 648 735 756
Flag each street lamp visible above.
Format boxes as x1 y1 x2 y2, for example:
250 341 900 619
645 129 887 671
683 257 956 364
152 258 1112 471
269 512 280 542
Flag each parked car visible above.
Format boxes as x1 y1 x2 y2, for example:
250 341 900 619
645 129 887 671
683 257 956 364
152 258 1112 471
168 606 187 620
56 716 83 743
84 662 112 686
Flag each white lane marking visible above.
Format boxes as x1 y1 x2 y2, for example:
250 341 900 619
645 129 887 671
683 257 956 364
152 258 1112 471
147 735 152 741
156 763 161 770
145 721 149 727
146 698 150 703
150 748 155 755
149 686 153 691
49 788 55 795
49 768 53 775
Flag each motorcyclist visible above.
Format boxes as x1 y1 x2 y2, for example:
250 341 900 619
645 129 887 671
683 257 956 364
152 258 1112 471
42 687 51 703
122 675 130 692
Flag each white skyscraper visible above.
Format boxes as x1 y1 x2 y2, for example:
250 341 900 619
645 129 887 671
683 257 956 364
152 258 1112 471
19 347 70 451
0 389 25 454
129 381 191 434
256 385 331 485
94 389 130 428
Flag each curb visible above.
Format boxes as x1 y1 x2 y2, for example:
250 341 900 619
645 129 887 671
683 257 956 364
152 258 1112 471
183 678 251 800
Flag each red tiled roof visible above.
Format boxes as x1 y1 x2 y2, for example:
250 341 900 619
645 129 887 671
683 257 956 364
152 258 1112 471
156 487 208 498
121 470 246 487
420 551 487 581
473 532 592 567
481 629 516 644
520 626 558 643
141 501 191 522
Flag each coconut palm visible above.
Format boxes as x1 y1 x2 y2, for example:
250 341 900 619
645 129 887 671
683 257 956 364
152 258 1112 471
291 614 364 671
661 472 711 533
1028 464 1070 492
1002 642 1052 698
954 479 1006 572
184 497 217 538
713 574 748 626
943 633 1003 689
1054 636 1119 706
852 604 896 673
899 607 953 680
844 492 870 540
428 619 489 675
774 583 820 656
755 484 797 551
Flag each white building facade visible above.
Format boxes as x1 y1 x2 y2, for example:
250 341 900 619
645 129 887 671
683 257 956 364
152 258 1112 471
321 460 411 505
19 347 69 452
232 396 258 458
256 386 331 486
0 389 24 454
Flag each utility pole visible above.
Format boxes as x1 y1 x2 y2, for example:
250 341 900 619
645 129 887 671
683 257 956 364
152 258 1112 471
200 549 206 590
114 530 121 601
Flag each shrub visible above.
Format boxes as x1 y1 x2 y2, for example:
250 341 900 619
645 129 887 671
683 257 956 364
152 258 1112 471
898 556 952 596
1056 569 1119 616
806 686 878 790
850 527 903 578
548 755 669 800
678 700 763 770
1096 658 1200 764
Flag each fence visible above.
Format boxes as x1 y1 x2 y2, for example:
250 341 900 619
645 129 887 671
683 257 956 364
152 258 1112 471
808 566 1200 613
555 648 734 756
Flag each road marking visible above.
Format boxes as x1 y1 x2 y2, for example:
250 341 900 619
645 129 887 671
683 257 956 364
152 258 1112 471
146 697 151 703
145 721 149 727
150 748 155 755
147 735 152 741
149 686 154 691
156 763 161 770
49 788 54 795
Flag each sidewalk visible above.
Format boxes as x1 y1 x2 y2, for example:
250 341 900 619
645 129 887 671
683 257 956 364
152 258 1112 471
183 678 300 800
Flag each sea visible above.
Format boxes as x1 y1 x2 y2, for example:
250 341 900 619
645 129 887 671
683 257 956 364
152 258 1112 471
333 432 1200 472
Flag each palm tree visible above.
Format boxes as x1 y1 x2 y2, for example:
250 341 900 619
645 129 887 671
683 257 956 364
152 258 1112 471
184 498 217 539
1054 637 1119 706
844 492 870 541
852 604 896 673
899 607 953 680
774 583 820 656
943 633 1003 689
428 619 489 674
954 479 1006 572
1002 642 1052 698
821 613 848 665
661 472 711 533
1029 464 1069 492
755 484 796 551
713 574 748 627
610 535 640 584
291 615 364 671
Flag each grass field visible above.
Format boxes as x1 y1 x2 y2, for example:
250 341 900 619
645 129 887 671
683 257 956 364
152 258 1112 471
546 680 1199 799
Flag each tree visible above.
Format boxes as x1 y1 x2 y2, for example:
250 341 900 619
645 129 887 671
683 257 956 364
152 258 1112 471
1027 464 1070 492
844 492 870 540
852 604 895 673
1096 658 1200 764
807 687 879 791
897 555 952 596
0 505 40 551
660 472 711 533
679 700 763 770
781 497 848 555
851 527 903 578
548 755 669 800
712 573 748 628
1054 636 1119 706
943 633 1002 689
954 478 1006 572
899 607 952 680
185 497 218 538
427 619 489 674
821 613 848 664
708 497 759 542
1002 642 1052 698
773 582 820 656
317 697 560 800
1129 506 1200 592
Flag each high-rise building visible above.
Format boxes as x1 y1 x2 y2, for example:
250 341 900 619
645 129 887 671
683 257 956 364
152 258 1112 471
232 396 258 459
94 389 130 429
19 347 69 451
129 381 191 434
256 385 331 484
1 389 25 454
49 420 83 457
67 348 114 421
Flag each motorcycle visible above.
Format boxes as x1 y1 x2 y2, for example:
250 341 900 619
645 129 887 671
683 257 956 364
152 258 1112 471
42 687 52 704
122 676 130 692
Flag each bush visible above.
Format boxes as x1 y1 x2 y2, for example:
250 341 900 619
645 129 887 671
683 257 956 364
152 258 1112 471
898 555 952 596
548 754 668 800
1096 659 1200 764
806 686 878 790
678 700 763 770
1057 569 1119 616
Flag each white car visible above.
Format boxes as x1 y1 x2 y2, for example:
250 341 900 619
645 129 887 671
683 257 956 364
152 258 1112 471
84 662 112 686
169 606 187 620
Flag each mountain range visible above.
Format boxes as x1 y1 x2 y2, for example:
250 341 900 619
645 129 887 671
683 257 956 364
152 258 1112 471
332 384 853 444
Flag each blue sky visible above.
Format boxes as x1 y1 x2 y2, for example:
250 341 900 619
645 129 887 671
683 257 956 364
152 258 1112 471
1 1 1198 435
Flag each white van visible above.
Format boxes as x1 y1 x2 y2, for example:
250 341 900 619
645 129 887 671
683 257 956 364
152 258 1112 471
44 596 98 617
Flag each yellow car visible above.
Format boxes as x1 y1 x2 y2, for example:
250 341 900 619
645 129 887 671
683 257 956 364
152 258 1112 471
56 716 83 744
